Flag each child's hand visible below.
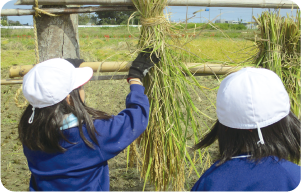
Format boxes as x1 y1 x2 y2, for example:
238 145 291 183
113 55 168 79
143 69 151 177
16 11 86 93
128 48 160 81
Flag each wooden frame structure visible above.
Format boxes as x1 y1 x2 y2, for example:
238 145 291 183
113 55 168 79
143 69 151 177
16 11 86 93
1 6 136 16
8 62 241 77
14 0 298 8
2 62 241 84
1 0 298 85
1 0 297 16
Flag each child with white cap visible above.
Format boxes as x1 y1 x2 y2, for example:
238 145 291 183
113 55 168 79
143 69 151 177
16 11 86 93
18 50 159 191
191 67 300 191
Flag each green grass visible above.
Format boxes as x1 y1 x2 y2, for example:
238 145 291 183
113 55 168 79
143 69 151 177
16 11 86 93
78 26 140 38
178 23 247 30
1 28 34 38
1 27 257 69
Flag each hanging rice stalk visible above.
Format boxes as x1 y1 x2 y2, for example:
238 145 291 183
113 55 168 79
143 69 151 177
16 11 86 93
128 0 214 190
253 10 301 118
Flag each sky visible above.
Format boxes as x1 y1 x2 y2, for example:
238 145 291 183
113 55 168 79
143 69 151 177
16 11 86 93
0 0 300 25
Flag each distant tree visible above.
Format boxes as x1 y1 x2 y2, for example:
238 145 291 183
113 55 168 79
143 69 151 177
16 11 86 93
78 13 99 25
1 20 8 26
95 11 140 25
1 16 7 21
90 15 98 24
1 16 8 26
8 20 22 26
78 13 92 25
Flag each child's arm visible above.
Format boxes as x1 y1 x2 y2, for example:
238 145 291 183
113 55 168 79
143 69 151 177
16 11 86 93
93 83 149 161
93 49 159 161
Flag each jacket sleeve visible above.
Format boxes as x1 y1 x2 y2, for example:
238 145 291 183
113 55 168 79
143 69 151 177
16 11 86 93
93 84 149 162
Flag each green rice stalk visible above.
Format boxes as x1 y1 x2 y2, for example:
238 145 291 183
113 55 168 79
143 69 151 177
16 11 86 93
254 10 301 119
128 0 213 190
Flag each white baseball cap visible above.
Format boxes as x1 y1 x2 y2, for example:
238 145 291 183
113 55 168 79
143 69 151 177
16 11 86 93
23 58 93 123
216 67 290 145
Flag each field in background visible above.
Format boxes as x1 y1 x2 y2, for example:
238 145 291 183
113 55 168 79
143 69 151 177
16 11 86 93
1 26 257 67
1 27 257 191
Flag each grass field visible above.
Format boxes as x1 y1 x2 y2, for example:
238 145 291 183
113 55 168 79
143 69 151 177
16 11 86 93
1 27 258 191
1 26 257 67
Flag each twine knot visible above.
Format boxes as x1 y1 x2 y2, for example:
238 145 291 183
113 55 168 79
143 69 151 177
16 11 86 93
140 16 168 27
34 0 60 17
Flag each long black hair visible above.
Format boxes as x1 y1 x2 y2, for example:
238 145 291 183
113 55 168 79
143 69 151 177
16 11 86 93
18 87 112 153
193 111 301 165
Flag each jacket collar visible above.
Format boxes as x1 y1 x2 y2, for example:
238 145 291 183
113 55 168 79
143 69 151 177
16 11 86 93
60 113 79 130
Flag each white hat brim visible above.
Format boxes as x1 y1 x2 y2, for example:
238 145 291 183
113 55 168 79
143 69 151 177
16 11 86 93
72 67 93 90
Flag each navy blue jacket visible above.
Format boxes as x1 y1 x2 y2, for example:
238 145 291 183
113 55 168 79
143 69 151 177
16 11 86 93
23 84 149 191
191 156 300 191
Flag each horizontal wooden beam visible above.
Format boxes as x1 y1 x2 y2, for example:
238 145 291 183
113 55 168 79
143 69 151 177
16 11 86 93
1 75 127 85
9 62 240 78
0 73 217 85
1 79 24 85
1 6 135 16
15 0 298 9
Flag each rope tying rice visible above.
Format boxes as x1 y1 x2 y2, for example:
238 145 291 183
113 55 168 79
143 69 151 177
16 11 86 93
140 16 168 27
14 85 28 108
15 0 60 108
33 17 39 64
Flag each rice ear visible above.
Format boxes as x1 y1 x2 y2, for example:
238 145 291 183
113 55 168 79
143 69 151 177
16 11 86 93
254 10 300 118
129 0 213 190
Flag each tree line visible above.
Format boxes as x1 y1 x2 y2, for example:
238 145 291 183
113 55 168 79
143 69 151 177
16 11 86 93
79 11 139 25
78 12 247 30
1 11 138 26
1 16 25 26
2 12 247 30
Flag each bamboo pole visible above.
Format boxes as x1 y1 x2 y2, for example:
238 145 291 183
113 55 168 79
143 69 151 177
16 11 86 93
1 79 24 85
9 62 240 78
15 0 298 9
10 65 35 78
2 74 214 85
9 62 131 78
1 6 135 16
3 64 239 85
1 75 128 85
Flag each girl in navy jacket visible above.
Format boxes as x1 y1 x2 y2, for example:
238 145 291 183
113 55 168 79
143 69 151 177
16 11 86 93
18 50 159 191
191 68 300 191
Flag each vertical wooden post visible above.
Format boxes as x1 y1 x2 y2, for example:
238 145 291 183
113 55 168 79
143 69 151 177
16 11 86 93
36 5 80 62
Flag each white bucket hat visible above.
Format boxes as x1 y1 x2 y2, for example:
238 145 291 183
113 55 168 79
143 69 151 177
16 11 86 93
23 58 93 123
216 67 290 145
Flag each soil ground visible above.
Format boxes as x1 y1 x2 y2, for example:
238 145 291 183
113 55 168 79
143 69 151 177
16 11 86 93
1 66 220 191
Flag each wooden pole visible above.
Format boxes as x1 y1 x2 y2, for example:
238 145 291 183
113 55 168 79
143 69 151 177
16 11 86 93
1 75 128 85
8 62 241 78
1 74 216 85
1 79 24 85
1 6 135 16
15 0 298 9
10 65 35 78
36 5 80 62
9 62 131 77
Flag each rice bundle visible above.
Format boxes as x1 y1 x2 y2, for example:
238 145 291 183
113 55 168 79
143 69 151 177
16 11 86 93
128 0 213 190
253 10 300 118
